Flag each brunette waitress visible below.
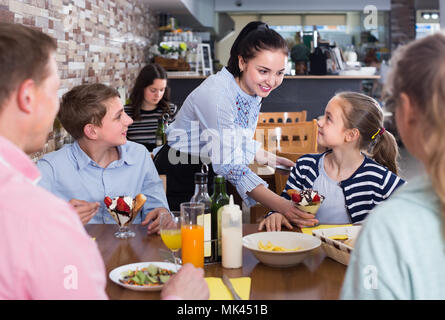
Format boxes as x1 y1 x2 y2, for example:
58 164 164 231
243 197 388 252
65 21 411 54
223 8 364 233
154 21 317 227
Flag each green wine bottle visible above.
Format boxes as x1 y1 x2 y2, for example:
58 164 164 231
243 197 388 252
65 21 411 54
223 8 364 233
211 175 230 261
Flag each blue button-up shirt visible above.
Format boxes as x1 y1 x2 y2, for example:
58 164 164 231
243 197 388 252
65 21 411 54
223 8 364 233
37 141 169 224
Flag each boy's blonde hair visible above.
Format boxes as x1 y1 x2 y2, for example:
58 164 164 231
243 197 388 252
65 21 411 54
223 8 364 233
384 32 445 228
58 83 120 140
335 92 400 175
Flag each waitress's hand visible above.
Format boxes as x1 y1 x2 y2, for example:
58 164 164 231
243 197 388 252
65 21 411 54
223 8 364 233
281 200 318 228
275 156 295 168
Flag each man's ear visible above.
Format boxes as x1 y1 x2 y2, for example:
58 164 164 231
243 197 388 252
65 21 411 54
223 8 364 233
83 123 98 140
16 79 36 114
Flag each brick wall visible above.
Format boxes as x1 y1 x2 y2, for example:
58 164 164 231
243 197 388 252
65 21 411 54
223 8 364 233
391 0 416 49
0 0 158 160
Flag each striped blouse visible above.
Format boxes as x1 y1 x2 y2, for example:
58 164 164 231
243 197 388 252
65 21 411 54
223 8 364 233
281 151 406 224
125 104 177 152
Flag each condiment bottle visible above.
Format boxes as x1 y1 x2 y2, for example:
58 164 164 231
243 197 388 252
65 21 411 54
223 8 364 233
221 195 243 269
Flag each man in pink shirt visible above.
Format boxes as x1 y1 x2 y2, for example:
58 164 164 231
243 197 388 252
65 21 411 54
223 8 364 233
0 23 208 300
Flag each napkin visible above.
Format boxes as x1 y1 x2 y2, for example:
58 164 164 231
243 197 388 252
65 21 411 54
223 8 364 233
205 277 251 300
301 224 352 235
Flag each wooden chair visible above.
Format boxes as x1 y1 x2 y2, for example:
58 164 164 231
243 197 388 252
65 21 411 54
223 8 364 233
255 120 318 154
258 111 307 124
257 120 318 195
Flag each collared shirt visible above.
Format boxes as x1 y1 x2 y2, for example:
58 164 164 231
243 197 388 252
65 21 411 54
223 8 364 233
37 140 169 224
0 136 107 299
166 67 267 206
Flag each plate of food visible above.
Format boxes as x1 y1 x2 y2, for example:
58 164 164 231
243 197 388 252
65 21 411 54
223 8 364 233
109 262 180 291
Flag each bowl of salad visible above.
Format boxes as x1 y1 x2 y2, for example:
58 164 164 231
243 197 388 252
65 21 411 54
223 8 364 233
109 262 179 291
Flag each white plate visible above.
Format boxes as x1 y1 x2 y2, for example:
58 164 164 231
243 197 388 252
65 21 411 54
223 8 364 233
109 262 180 291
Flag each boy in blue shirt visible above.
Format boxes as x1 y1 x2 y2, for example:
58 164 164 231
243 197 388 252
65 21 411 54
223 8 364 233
37 83 170 234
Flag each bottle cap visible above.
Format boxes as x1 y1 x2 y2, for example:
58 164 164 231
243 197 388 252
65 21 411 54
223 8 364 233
194 172 208 184
221 195 241 222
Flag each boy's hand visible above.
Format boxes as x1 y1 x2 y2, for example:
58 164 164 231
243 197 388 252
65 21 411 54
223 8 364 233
69 199 100 225
142 207 170 235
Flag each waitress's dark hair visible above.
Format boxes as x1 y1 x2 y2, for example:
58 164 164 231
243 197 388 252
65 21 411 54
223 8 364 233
226 21 288 78
128 63 171 121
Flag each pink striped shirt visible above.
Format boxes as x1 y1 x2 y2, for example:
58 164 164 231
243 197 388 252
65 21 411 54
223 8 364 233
0 136 107 299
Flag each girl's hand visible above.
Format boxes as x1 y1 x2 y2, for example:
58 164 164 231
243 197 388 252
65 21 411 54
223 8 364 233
258 213 293 232
281 200 319 228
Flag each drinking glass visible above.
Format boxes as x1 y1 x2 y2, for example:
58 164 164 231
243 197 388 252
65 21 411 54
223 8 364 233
180 202 204 268
160 211 181 270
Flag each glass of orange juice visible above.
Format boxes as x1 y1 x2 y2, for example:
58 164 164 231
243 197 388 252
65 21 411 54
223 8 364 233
180 202 204 268
160 211 181 270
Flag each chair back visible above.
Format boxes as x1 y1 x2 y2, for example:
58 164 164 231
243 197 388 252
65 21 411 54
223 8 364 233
255 120 318 154
258 111 307 124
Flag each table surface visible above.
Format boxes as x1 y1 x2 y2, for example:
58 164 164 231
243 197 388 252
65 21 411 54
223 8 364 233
86 224 346 300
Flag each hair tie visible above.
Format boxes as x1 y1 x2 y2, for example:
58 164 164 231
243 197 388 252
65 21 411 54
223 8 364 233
371 127 385 140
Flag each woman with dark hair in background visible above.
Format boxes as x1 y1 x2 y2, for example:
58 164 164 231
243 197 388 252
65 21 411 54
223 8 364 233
125 63 177 152
154 21 312 230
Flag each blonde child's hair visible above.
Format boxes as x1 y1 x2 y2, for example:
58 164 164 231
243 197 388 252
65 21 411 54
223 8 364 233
335 92 400 175
383 32 445 229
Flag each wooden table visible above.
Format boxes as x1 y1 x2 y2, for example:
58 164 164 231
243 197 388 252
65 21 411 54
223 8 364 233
85 224 346 300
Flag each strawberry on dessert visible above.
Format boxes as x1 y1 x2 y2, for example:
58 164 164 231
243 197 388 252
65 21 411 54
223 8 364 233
287 189 324 215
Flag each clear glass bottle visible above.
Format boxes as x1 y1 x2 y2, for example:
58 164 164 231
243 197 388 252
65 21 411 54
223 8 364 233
190 172 215 264
210 175 229 261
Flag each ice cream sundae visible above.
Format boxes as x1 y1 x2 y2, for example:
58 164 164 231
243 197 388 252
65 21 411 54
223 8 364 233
287 189 324 215
104 193 147 227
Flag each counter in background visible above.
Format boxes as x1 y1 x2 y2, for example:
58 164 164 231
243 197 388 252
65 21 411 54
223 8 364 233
168 75 380 121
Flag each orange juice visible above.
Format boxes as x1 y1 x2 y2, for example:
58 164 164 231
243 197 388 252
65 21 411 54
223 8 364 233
160 229 182 251
181 224 204 268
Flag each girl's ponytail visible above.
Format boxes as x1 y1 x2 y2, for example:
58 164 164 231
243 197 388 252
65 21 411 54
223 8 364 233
371 129 400 175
